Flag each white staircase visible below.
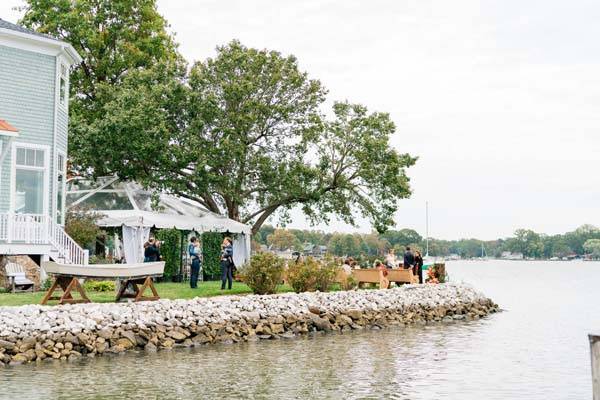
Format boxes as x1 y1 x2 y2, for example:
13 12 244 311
0 213 89 265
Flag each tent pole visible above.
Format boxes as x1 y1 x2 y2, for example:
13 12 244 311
180 230 185 280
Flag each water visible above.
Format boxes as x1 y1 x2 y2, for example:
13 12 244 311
1 260 599 399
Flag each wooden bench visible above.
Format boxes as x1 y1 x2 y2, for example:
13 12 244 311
5 262 34 293
351 268 418 289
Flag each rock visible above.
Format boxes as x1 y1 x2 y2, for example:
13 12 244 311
144 342 157 352
121 331 137 347
0 340 15 351
270 324 284 334
95 342 108 354
309 314 332 332
166 330 186 341
97 328 113 340
116 338 135 350
344 310 362 320
308 306 322 315
19 337 37 352
11 353 28 364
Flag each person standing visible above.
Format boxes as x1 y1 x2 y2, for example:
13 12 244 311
403 246 415 270
144 238 161 262
188 237 201 289
414 250 424 284
385 248 397 269
220 237 234 290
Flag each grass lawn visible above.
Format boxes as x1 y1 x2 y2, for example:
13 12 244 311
0 281 295 307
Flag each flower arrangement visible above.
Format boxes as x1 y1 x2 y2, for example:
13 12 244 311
426 263 446 284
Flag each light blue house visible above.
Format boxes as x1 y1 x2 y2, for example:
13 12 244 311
0 18 88 265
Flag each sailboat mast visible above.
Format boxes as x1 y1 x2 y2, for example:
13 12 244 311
425 201 429 257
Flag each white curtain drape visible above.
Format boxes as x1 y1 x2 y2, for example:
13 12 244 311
232 233 251 267
122 226 150 264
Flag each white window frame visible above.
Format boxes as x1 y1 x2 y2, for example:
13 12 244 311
10 142 50 216
58 61 69 109
54 150 67 225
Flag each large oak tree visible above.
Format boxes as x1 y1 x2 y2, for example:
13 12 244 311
20 1 417 234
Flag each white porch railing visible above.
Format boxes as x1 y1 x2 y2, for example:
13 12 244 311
0 213 89 265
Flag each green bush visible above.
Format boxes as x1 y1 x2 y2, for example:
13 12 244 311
84 280 116 292
89 256 115 264
65 207 102 249
202 232 223 279
156 228 181 279
287 257 320 293
240 252 285 295
42 277 53 291
315 256 341 292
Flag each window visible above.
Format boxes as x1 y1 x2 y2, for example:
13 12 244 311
59 63 68 106
56 153 66 224
14 146 47 215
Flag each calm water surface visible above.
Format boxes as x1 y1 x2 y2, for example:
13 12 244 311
1 260 599 399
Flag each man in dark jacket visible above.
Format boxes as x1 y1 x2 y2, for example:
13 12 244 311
403 247 415 270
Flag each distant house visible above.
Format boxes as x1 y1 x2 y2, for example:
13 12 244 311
0 18 85 265
501 251 524 260
302 243 327 259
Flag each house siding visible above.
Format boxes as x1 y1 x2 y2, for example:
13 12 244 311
0 44 57 213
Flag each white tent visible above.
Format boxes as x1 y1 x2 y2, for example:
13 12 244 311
66 177 252 266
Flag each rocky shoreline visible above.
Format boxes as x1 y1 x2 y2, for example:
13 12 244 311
0 283 498 366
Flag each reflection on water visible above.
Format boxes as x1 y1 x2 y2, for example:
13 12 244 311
1 260 598 400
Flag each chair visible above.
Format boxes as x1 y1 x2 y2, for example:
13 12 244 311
5 262 34 292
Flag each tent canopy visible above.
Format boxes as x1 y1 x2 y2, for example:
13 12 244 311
66 177 251 234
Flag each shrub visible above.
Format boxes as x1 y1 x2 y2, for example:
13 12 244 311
65 207 102 249
156 228 181 280
42 277 53 291
84 280 116 292
202 232 223 280
315 256 341 292
240 252 285 295
286 257 320 293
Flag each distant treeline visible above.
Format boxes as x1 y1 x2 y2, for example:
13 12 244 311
254 224 600 259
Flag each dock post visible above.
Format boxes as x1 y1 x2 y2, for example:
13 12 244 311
591 333 600 400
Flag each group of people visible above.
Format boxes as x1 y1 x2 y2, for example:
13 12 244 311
143 235 236 291
342 247 424 284
385 247 424 284
187 236 235 290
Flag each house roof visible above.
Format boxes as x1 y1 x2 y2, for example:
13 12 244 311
0 119 19 137
0 18 57 41
0 18 82 64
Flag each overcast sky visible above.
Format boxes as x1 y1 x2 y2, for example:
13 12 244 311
2 1 599 240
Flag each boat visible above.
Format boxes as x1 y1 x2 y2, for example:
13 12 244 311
42 261 165 279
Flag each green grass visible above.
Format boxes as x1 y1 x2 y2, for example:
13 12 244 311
0 281 295 307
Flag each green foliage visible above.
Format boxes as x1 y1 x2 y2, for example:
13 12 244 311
202 232 223 279
46 28 415 234
156 228 181 279
240 253 285 295
89 256 114 265
286 256 340 293
84 280 116 292
41 277 52 291
267 229 302 251
65 207 102 249
583 239 600 259
315 257 341 292
286 257 320 293
19 0 183 176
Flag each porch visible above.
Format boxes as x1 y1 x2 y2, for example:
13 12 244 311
0 213 88 264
